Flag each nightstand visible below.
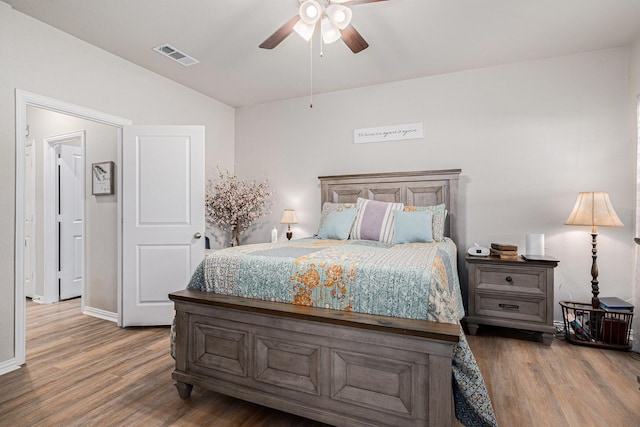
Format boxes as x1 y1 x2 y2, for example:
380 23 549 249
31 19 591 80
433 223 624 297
465 255 559 345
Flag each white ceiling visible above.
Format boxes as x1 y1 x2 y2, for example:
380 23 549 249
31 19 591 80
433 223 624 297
4 0 640 107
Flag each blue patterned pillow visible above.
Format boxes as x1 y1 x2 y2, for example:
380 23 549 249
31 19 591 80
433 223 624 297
393 211 434 244
316 202 357 237
351 198 404 244
403 204 447 241
316 208 357 240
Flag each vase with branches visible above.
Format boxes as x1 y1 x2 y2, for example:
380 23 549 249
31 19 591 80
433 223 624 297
205 170 272 247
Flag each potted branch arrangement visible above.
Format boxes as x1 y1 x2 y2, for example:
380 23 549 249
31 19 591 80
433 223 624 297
205 170 272 247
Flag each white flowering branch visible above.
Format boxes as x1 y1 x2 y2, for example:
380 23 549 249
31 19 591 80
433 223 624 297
205 170 272 246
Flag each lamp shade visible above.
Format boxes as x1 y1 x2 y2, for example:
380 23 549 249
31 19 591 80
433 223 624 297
280 209 298 225
565 191 623 232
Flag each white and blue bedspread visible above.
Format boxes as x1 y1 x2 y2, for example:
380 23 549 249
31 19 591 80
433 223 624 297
185 238 497 427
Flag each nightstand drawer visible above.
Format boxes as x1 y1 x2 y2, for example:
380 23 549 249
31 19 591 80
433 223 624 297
474 265 546 295
475 293 546 323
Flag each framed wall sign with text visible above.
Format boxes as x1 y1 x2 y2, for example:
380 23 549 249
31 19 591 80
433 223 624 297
92 161 114 195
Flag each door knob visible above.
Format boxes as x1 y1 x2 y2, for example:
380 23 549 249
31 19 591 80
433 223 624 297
194 232 202 239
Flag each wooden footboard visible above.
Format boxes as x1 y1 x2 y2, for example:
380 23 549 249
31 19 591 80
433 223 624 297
169 290 460 427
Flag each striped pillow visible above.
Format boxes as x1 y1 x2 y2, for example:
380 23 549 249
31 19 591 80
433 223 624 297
351 198 404 244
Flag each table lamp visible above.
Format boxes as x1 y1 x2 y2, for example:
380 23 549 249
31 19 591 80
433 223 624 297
565 191 623 308
280 209 298 240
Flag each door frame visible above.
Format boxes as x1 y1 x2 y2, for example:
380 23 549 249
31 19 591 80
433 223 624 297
43 132 85 305
14 89 131 366
24 139 36 300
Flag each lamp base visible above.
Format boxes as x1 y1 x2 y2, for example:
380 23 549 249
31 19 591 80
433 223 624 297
286 231 292 240
590 232 599 309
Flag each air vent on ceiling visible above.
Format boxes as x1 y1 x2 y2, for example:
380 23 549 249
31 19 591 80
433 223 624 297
153 44 199 67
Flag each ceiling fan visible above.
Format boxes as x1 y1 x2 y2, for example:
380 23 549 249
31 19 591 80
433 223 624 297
259 0 387 54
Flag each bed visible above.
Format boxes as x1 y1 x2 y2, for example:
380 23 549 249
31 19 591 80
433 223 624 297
169 169 497 427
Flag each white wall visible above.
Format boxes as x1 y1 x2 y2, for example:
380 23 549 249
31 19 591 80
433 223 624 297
236 47 635 324
0 3 235 368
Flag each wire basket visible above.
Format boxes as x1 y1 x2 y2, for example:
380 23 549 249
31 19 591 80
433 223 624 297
560 301 633 351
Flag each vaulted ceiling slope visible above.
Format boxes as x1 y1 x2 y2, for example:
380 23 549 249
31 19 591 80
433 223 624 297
4 0 640 107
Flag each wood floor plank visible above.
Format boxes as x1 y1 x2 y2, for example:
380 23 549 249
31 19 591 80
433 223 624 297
0 299 639 426
466 325 640 427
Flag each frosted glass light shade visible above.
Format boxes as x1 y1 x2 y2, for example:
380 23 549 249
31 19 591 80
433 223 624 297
326 4 352 29
299 0 322 24
565 191 623 232
321 18 341 44
293 20 316 41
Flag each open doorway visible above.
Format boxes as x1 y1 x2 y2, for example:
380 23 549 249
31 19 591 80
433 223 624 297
25 107 118 308
26 106 120 311
14 90 131 366
42 131 86 303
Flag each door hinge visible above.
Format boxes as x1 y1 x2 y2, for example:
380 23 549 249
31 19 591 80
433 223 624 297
25 125 29 137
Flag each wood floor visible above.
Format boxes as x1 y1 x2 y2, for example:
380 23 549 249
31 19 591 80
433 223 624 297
0 299 639 427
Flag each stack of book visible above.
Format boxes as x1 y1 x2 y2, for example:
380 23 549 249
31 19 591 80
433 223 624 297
490 243 518 259
598 297 634 312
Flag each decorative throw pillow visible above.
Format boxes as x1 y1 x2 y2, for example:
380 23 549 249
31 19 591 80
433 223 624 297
403 204 447 241
316 208 358 240
393 211 434 244
316 202 357 237
351 198 404 244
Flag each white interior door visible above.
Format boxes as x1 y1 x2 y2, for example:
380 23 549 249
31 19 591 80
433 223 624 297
58 144 84 300
24 140 36 299
122 125 204 326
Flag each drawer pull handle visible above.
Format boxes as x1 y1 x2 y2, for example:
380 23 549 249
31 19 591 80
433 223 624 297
499 303 519 311
505 276 513 283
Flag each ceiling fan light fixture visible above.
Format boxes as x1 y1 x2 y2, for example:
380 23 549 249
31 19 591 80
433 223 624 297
321 17 341 44
293 19 316 41
326 4 352 29
299 0 322 24
258 0 375 54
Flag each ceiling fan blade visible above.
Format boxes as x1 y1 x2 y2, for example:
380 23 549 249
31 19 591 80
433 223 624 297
259 15 301 49
341 24 369 53
339 0 389 6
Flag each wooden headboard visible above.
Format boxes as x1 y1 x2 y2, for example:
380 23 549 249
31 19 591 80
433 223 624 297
318 169 461 242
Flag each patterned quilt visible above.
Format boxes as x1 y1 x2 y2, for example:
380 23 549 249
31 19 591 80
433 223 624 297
184 238 497 427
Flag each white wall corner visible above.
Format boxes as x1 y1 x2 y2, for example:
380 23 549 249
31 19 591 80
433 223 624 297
0 358 21 376
82 306 118 323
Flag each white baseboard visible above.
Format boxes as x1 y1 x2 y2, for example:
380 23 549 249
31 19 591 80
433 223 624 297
83 306 117 323
31 295 45 304
0 358 21 376
553 320 564 330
